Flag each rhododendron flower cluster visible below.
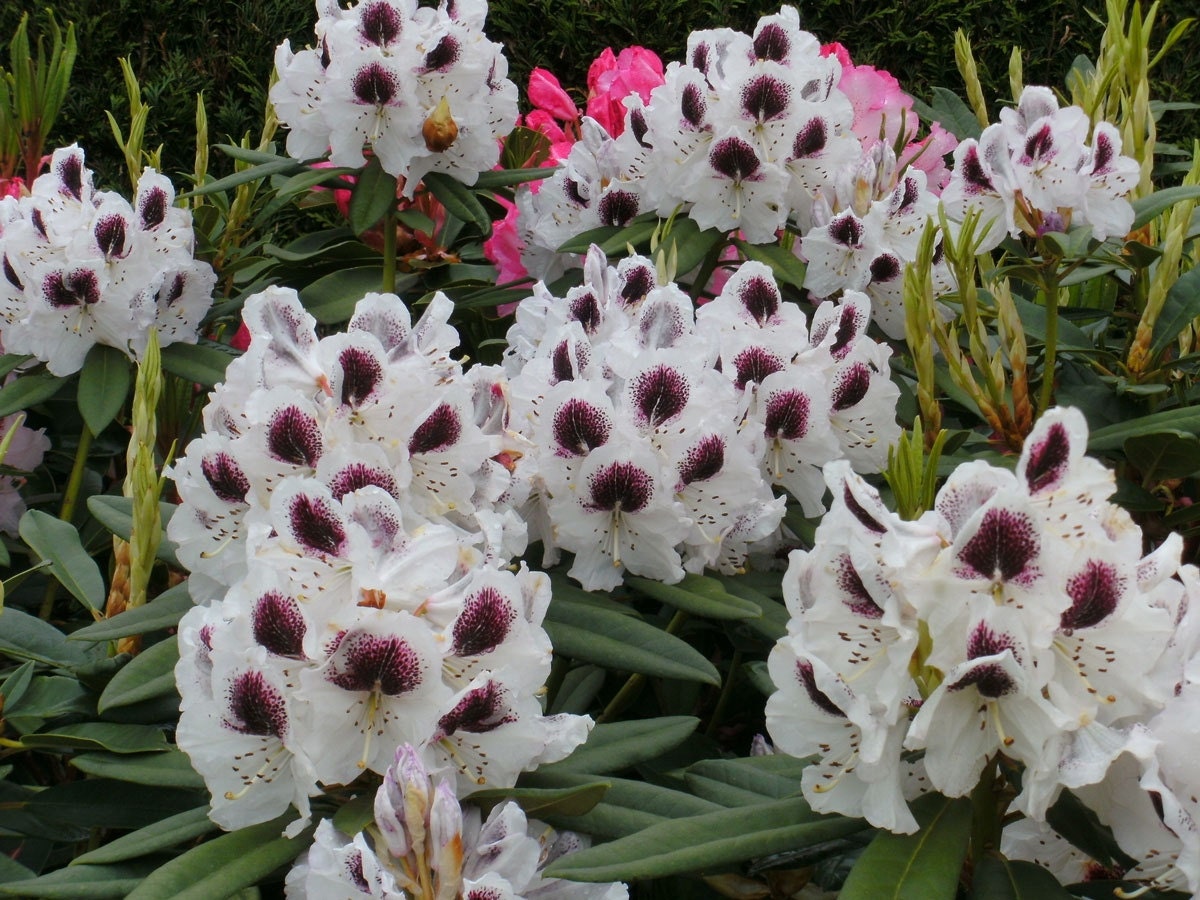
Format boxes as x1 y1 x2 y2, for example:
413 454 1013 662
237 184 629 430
170 286 589 832
271 0 518 192
942 85 1141 249
512 7 955 339
502 246 900 590
287 744 627 899
765 407 1200 890
0 145 215 375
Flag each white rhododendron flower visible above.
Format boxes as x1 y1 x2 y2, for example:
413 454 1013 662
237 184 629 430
0 145 215 375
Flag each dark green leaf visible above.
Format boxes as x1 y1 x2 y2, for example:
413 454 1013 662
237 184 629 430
472 167 555 189
969 853 1075 899
537 717 699 776
1151 267 1200 356
2 675 93 734
1045 789 1135 869
0 353 34 380
423 171 492 234
544 604 720 684
1124 432 1200 480
548 665 606 715
331 794 376 836
70 807 215 867
95 640 178 714
0 863 155 899
544 796 862 881
71 749 204 789
299 266 388 324
160 341 239 388
1012 297 1095 351
527 773 722 839
732 239 808 291
26 779 202 829
0 607 98 670
185 155 306 197
21 722 169 754
467 782 610 817
1131 185 1200 230
684 756 806 806
0 372 67 418
19 510 105 613
71 582 194 641
347 155 397 234
557 217 659 256
716 578 789 641
660 216 724 278
0 660 36 710
0 853 34 884
124 814 315 900
914 86 983 141
625 575 761 621
839 793 972 900
1089 407 1200 451
86 496 180 567
77 345 131 434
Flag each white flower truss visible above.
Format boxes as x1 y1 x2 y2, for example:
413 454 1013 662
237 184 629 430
765 407 1200 895
271 0 518 192
172 286 589 832
0 145 215 375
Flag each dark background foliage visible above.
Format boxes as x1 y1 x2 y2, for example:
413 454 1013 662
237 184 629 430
4 0 1196 186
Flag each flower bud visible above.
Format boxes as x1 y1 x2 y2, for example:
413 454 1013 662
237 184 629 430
423 96 459 153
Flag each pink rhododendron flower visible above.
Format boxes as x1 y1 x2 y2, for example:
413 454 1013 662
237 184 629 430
483 198 528 314
528 68 579 123
585 47 665 137
901 121 958 192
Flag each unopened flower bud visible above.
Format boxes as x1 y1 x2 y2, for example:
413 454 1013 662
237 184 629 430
423 96 459 152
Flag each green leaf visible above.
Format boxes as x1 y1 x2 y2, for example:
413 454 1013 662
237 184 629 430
548 665 606 715
160 341 238 388
0 372 67 418
659 217 724 277
684 756 806 806
0 607 98 671
2 675 93 734
544 796 863 881
0 863 156 899
124 814 315 900
71 807 215 867
70 581 194 641
1089 407 1200 451
87 495 180 567
0 353 35 380
1124 432 1200 480
184 155 306 197
526 773 722 839
544 604 720 684
625 575 761 621
77 344 132 434
839 793 972 900
0 853 34 884
732 239 808 291
70 749 204 789
557 217 659 256
0 661 36 710
1131 185 1200 230
913 86 983 141
537 717 699 776
19 509 105 613
716 578 789 641
299 266 388 324
332 794 376 836
467 782 610 817
97 639 180 712
347 155 397 234
969 853 1075 899
422 171 492 234
25 779 202 829
472 167 555 189
21 722 169 754
1151 267 1200 357
1012 297 1094 351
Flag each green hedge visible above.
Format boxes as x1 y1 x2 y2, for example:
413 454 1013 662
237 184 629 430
4 0 1196 186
